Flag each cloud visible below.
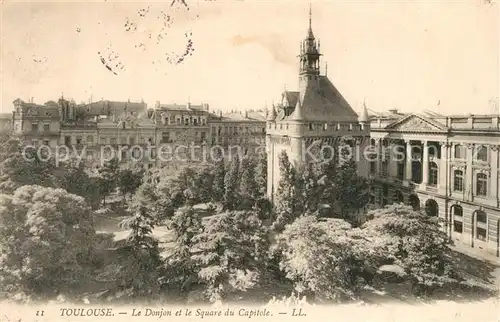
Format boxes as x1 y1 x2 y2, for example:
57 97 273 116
230 34 295 67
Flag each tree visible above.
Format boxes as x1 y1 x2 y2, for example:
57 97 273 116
361 204 459 294
190 210 269 302
331 143 369 219
113 190 163 300
58 159 101 208
117 164 145 199
0 137 59 193
239 157 259 210
97 158 120 205
187 166 214 204
272 151 299 232
0 185 96 300
254 150 267 199
161 206 203 298
294 162 322 214
222 154 240 210
211 149 226 203
273 215 371 302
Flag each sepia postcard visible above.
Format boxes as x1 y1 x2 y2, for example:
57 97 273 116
0 0 499 321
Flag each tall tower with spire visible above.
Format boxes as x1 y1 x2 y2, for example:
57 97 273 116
299 5 321 78
266 5 371 203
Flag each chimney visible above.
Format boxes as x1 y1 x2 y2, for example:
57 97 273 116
389 109 398 114
155 101 160 109
244 110 248 118
219 110 222 118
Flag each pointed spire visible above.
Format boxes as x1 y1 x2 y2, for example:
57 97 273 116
267 103 277 121
308 3 313 38
292 98 304 121
359 99 369 123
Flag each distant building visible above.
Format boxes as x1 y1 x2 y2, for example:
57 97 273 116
369 108 500 257
209 109 266 158
8 97 265 168
265 8 370 202
150 101 210 164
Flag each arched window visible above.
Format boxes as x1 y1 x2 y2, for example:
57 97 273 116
454 144 465 159
453 170 464 192
475 145 488 162
428 162 438 186
476 173 488 196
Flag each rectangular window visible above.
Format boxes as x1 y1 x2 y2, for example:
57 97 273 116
453 170 464 192
32 123 39 132
453 221 463 233
110 137 117 145
76 136 82 145
65 136 71 146
43 139 49 146
43 123 50 131
129 137 135 145
370 161 376 174
475 146 488 162
100 138 106 145
476 227 487 241
476 173 488 196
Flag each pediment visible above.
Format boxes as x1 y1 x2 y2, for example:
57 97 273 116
385 114 447 132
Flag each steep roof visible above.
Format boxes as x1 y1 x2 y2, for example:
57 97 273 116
285 75 359 122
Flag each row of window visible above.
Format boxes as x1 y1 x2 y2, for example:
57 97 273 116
161 131 206 143
268 122 360 132
161 116 207 126
453 170 489 196
63 135 155 146
452 206 488 242
454 144 488 162
30 123 51 132
373 161 491 197
210 137 264 145
212 126 266 136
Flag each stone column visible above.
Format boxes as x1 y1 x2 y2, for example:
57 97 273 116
491 145 499 203
405 140 413 182
438 142 449 194
376 138 382 176
422 140 429 185
388 139 397 178
465 143 474 201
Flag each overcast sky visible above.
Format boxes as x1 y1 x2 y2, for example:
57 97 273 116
1 0 498 115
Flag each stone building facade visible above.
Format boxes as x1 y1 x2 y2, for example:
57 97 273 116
369 109 500 257
266 9 370 202
9 97 266 168
209 110 266 159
